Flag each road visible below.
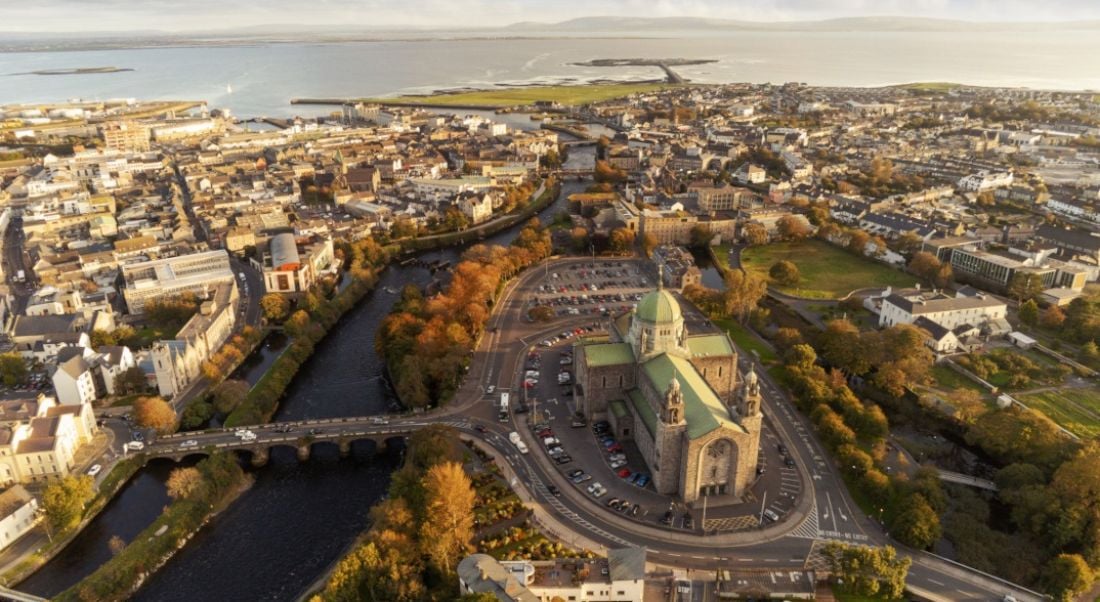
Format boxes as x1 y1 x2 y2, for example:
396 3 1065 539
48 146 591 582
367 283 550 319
128 254 1042 601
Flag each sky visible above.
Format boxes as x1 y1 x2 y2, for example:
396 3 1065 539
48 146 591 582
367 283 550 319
3 0 1100 32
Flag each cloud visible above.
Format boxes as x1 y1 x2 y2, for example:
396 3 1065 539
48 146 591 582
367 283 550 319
3 0 1100 32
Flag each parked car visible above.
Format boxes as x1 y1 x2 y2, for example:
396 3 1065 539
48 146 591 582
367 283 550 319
617 468 632 478
763 509 780 522
572 472 592 484
635 474 650 488
86 464 102 477
610 459 627 469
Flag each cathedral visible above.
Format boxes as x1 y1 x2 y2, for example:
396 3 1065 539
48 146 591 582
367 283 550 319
573 278 763 504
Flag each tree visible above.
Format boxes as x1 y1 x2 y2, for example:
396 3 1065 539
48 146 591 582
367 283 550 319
42 475 95 536
741 222 768 246
529 305 555 322
907 252 942 285
0 353 27 387
570 226 590 253
593 160 626 184
211 379 249 415
166 466 204 500
823 542 911 599
1040 304 1066 330
260 293 290 322
846 229 871 255
113 366 148 396
285 310 311 338
817 319 872 375
641 233 658 258
1081 341 1100 367
180 400 214 430
785 344 817 370
890 493 942 549
1008 272 1044 302
688 224 713 248
1018 299 1039 327
768 260 800 286
133 396 177 434
1042 554 1093 602
721 270 767 324
608 227 635 254
418 461 476 574
108 535 126 557
894 231 924 257
776 215 811 241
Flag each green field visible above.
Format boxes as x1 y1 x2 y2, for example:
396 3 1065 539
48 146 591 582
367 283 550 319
715 318 778 364
1019 389 1100 439
741 240 917 299
365 83 674 108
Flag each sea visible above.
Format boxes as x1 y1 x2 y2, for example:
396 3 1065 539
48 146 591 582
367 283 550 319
1 31 1099 118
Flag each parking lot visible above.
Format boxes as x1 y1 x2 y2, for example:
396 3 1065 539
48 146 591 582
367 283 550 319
490 257 807 533
526 259 653 319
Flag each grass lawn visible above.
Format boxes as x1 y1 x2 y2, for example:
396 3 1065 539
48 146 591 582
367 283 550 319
930 365 990 396
366 83 674 108
714 318 778 364
741 240 916 299
1019 390 1100 439
711 244 733 271
893 81 962 91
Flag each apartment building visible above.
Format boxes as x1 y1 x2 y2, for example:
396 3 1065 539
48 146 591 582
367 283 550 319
0 395 97 485
121 250 236 313
256 233 336 294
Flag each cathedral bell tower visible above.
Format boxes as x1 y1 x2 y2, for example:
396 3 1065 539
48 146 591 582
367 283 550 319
654 377 687 496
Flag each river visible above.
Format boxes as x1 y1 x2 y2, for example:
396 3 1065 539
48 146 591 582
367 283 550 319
18 178 586 600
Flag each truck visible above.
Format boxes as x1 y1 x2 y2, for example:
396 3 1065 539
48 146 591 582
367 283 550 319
498 392 510 423
508 431 529 454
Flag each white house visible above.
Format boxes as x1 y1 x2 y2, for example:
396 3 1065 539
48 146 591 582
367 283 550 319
96 345 136 396
0 486 38 552
458 548 645 602
877 288 1008 331
50 347 99 406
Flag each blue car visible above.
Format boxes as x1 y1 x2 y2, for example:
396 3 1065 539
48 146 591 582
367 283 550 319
603 439 617 449
635 474 650 488
628 472 642 484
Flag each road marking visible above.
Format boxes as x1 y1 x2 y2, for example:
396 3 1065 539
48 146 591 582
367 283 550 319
928 579 945 586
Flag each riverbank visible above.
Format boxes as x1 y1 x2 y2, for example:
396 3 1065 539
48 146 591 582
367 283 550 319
395 177 559 254
0 457 144 587
292 82 671 109
226 241 391 426
56 453 251 602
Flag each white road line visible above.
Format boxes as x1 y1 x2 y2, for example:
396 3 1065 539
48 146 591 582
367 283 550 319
928 579 945 586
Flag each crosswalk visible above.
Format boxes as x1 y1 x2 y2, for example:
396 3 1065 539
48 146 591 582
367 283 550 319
528 472 633 547
786 499 821 540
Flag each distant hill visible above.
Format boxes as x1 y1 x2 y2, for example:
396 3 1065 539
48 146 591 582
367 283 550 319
506 15 1100 32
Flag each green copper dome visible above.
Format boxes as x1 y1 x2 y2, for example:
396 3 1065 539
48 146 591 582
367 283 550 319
635 289 682 324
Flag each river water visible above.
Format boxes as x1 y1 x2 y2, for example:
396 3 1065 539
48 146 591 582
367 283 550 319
3 33 1100 118
19 177 585 600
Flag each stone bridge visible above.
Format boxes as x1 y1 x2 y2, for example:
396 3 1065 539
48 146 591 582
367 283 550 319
140 417 463 466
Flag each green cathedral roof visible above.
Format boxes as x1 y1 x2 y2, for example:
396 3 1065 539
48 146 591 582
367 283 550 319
635 289 682 325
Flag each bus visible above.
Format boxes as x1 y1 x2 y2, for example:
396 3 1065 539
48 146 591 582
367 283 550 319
498 392 510 422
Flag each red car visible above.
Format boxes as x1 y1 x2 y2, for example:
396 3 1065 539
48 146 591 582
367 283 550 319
617 468 632 478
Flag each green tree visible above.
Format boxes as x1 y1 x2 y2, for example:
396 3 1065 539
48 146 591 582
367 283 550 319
890 493 942 549
768 260 800 286
823 542 911 599
1018 299 1039 327
180 400 214 430
1008 272 1044 302
1042 553 1093 602
1040 304 1066 330
42 475 95 537
113 366 148 396
817 319 871 375
211 379 249 415
0 353 27 387
260 293 291 322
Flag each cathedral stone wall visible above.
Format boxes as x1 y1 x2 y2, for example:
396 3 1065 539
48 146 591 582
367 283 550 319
690 354 738 403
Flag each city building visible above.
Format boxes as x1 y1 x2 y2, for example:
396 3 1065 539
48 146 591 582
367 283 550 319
101 121 151 153
652 245 702 290
151 284 238 398
574 282 762 503
50 347 99 406
121 249 236 313
255 233 336 294
876 287 1008 332
0 394 97 485
0 486 38 552
458 548 646 602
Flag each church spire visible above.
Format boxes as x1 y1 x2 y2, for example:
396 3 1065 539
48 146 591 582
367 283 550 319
657 264 664 291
